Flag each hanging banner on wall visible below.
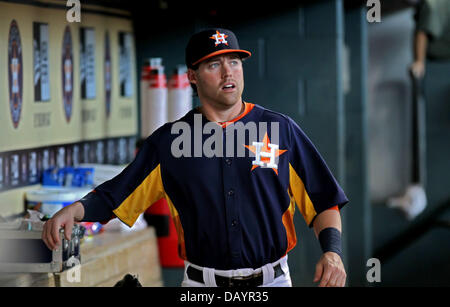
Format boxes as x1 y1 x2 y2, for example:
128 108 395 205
119 32 133 97
8 19 23 129
62 26 74 123
0 156 4 190
80 27 96 99
0 2 137 199
10 154 19 187
28 151 38 183
33 22 50 102
105 31 112 118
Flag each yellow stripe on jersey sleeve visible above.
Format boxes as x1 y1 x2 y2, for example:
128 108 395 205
288 163 317 226
113 164 165 227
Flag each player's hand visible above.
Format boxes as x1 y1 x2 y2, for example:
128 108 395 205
410 61 425 79
313 251 346 287
42 202 84 250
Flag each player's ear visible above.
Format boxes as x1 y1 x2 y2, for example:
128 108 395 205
187 68 197 85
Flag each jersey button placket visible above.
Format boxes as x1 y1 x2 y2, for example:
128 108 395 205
222 130 242 267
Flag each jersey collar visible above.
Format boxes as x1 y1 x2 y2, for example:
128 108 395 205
194 102 256 128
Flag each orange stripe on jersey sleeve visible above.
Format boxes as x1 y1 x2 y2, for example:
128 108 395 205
282 192 297 255
165 195 187 261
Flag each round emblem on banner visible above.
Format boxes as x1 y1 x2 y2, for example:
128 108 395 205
62 26 74 123
8 20 23 129
105 31 112 118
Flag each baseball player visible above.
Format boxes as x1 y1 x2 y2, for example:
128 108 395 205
42 28 348 287
411 0 450 79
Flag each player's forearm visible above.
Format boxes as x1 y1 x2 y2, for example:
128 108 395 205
312 208 341 239
414 30 428 63
78 191 114 222
69 201 85 222
313 208 343 259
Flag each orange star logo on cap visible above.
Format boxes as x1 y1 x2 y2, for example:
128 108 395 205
210 30 229 46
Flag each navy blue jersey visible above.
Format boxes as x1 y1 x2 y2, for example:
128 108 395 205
80 103 348 270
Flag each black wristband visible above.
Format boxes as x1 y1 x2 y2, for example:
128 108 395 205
318 227 343 259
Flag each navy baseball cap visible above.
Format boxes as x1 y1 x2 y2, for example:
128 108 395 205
185 28 252 69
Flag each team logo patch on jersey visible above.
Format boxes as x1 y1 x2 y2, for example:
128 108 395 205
244 132 287 175
210 30 228 46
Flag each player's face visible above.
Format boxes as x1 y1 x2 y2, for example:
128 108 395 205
190 53 244 109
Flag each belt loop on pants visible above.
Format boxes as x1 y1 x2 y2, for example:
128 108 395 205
202 267 217 287
262 262 275 285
